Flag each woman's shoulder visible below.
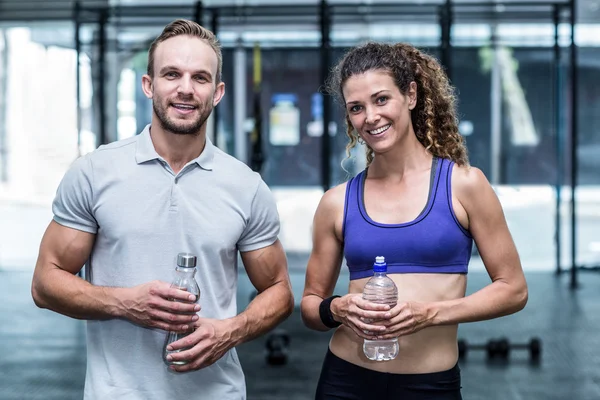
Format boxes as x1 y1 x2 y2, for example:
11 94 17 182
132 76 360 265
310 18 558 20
320 181 349 211
318 170 365 214
450 162 492 200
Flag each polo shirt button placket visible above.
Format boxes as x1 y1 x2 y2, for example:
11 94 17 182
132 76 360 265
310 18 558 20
170 177 178 211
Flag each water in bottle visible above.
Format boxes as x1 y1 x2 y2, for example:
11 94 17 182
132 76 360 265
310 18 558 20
362 256 399 361
162 253 201 366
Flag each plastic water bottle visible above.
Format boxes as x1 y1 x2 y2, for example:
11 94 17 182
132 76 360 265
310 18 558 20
362 256 399 361
162 253 201 366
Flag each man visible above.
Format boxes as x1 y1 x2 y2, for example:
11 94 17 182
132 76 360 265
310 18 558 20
31 19 294 400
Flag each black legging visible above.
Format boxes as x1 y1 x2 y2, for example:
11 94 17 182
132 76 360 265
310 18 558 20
315 349 463 400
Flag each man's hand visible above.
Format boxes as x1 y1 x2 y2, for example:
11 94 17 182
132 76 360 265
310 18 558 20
119 281 200 332
165 318 233 372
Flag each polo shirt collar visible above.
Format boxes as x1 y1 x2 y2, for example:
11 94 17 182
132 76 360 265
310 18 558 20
135 124 215 171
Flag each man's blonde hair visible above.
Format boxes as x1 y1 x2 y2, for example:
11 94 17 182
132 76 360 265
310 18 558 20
147 19 222 83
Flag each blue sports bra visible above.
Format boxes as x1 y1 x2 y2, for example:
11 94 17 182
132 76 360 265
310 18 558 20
342 157 473 280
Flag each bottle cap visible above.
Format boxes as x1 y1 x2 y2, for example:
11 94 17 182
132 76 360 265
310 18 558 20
177 253 197 268
373 256 387 273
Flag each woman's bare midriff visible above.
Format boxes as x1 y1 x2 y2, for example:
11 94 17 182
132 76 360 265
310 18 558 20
329 273 467 374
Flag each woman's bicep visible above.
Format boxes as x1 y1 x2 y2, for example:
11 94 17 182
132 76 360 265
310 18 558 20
303 189 345 299
457 168 523 282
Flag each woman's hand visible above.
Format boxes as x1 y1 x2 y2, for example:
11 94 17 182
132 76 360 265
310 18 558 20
371 301 436 340
331 294 393 339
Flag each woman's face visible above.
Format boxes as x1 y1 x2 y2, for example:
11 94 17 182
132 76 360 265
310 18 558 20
342 69 416 155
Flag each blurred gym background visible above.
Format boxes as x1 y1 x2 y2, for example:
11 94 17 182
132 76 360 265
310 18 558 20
0 0 599 399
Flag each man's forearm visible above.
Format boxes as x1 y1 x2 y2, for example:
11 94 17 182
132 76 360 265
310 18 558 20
32 265 125 320
227 280 294 346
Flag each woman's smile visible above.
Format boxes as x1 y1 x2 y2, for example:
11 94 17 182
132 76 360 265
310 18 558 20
367 123 391 136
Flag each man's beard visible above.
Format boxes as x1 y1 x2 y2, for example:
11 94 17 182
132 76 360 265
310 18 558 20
153 97 213 136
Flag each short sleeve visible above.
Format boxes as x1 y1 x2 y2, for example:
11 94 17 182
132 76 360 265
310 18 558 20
237 178 280 252
52 155 98 234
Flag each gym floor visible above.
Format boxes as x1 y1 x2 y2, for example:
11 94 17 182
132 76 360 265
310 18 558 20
1 256 599 400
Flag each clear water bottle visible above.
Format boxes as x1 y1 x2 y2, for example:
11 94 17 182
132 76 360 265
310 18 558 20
162 253 201 366
362 256 399 361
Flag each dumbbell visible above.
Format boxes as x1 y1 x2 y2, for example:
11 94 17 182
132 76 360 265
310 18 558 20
487 337 510 359
492 337 542 360
509 337 542 361
265 330 290 366
458 337 542 360
458 338 505 359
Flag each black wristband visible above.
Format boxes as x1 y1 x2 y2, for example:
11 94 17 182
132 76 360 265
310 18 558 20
319 295 342 329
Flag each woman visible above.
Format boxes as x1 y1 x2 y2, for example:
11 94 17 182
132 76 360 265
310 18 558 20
301 42 528 400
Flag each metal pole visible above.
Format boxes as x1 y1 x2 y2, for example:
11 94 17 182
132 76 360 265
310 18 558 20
75 1 82 156
490 24 502 185
569 0 578 289
0 30 8 182
194 1 203 26
553 5 562 275
233 39 247 163
250 43 264 173
98 10 108 146
439 0 452 80
211 9 220 147
320 0 332 192
74 2 83 279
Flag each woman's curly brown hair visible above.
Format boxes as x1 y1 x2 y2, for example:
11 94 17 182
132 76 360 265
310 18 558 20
327 42 469 167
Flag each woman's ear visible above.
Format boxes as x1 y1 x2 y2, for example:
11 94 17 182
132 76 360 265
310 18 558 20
408 81 417 110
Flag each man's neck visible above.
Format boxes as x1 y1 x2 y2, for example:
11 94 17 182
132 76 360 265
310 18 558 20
149 124 206 174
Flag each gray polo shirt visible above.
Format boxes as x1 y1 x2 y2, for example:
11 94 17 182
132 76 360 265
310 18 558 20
52 124 280 400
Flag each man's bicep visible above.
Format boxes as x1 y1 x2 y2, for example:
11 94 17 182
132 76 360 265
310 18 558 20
237 179 280 252
52 155 98 233
37 220 96 275
240 240 289 293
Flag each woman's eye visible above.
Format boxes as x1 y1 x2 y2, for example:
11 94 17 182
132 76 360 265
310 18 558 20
349 105 362 113
376 96 388 104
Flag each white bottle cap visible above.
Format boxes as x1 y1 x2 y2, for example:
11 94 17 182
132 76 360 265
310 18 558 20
375 256 385 264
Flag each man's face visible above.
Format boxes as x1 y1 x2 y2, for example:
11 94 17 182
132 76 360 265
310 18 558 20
143 35 224 136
